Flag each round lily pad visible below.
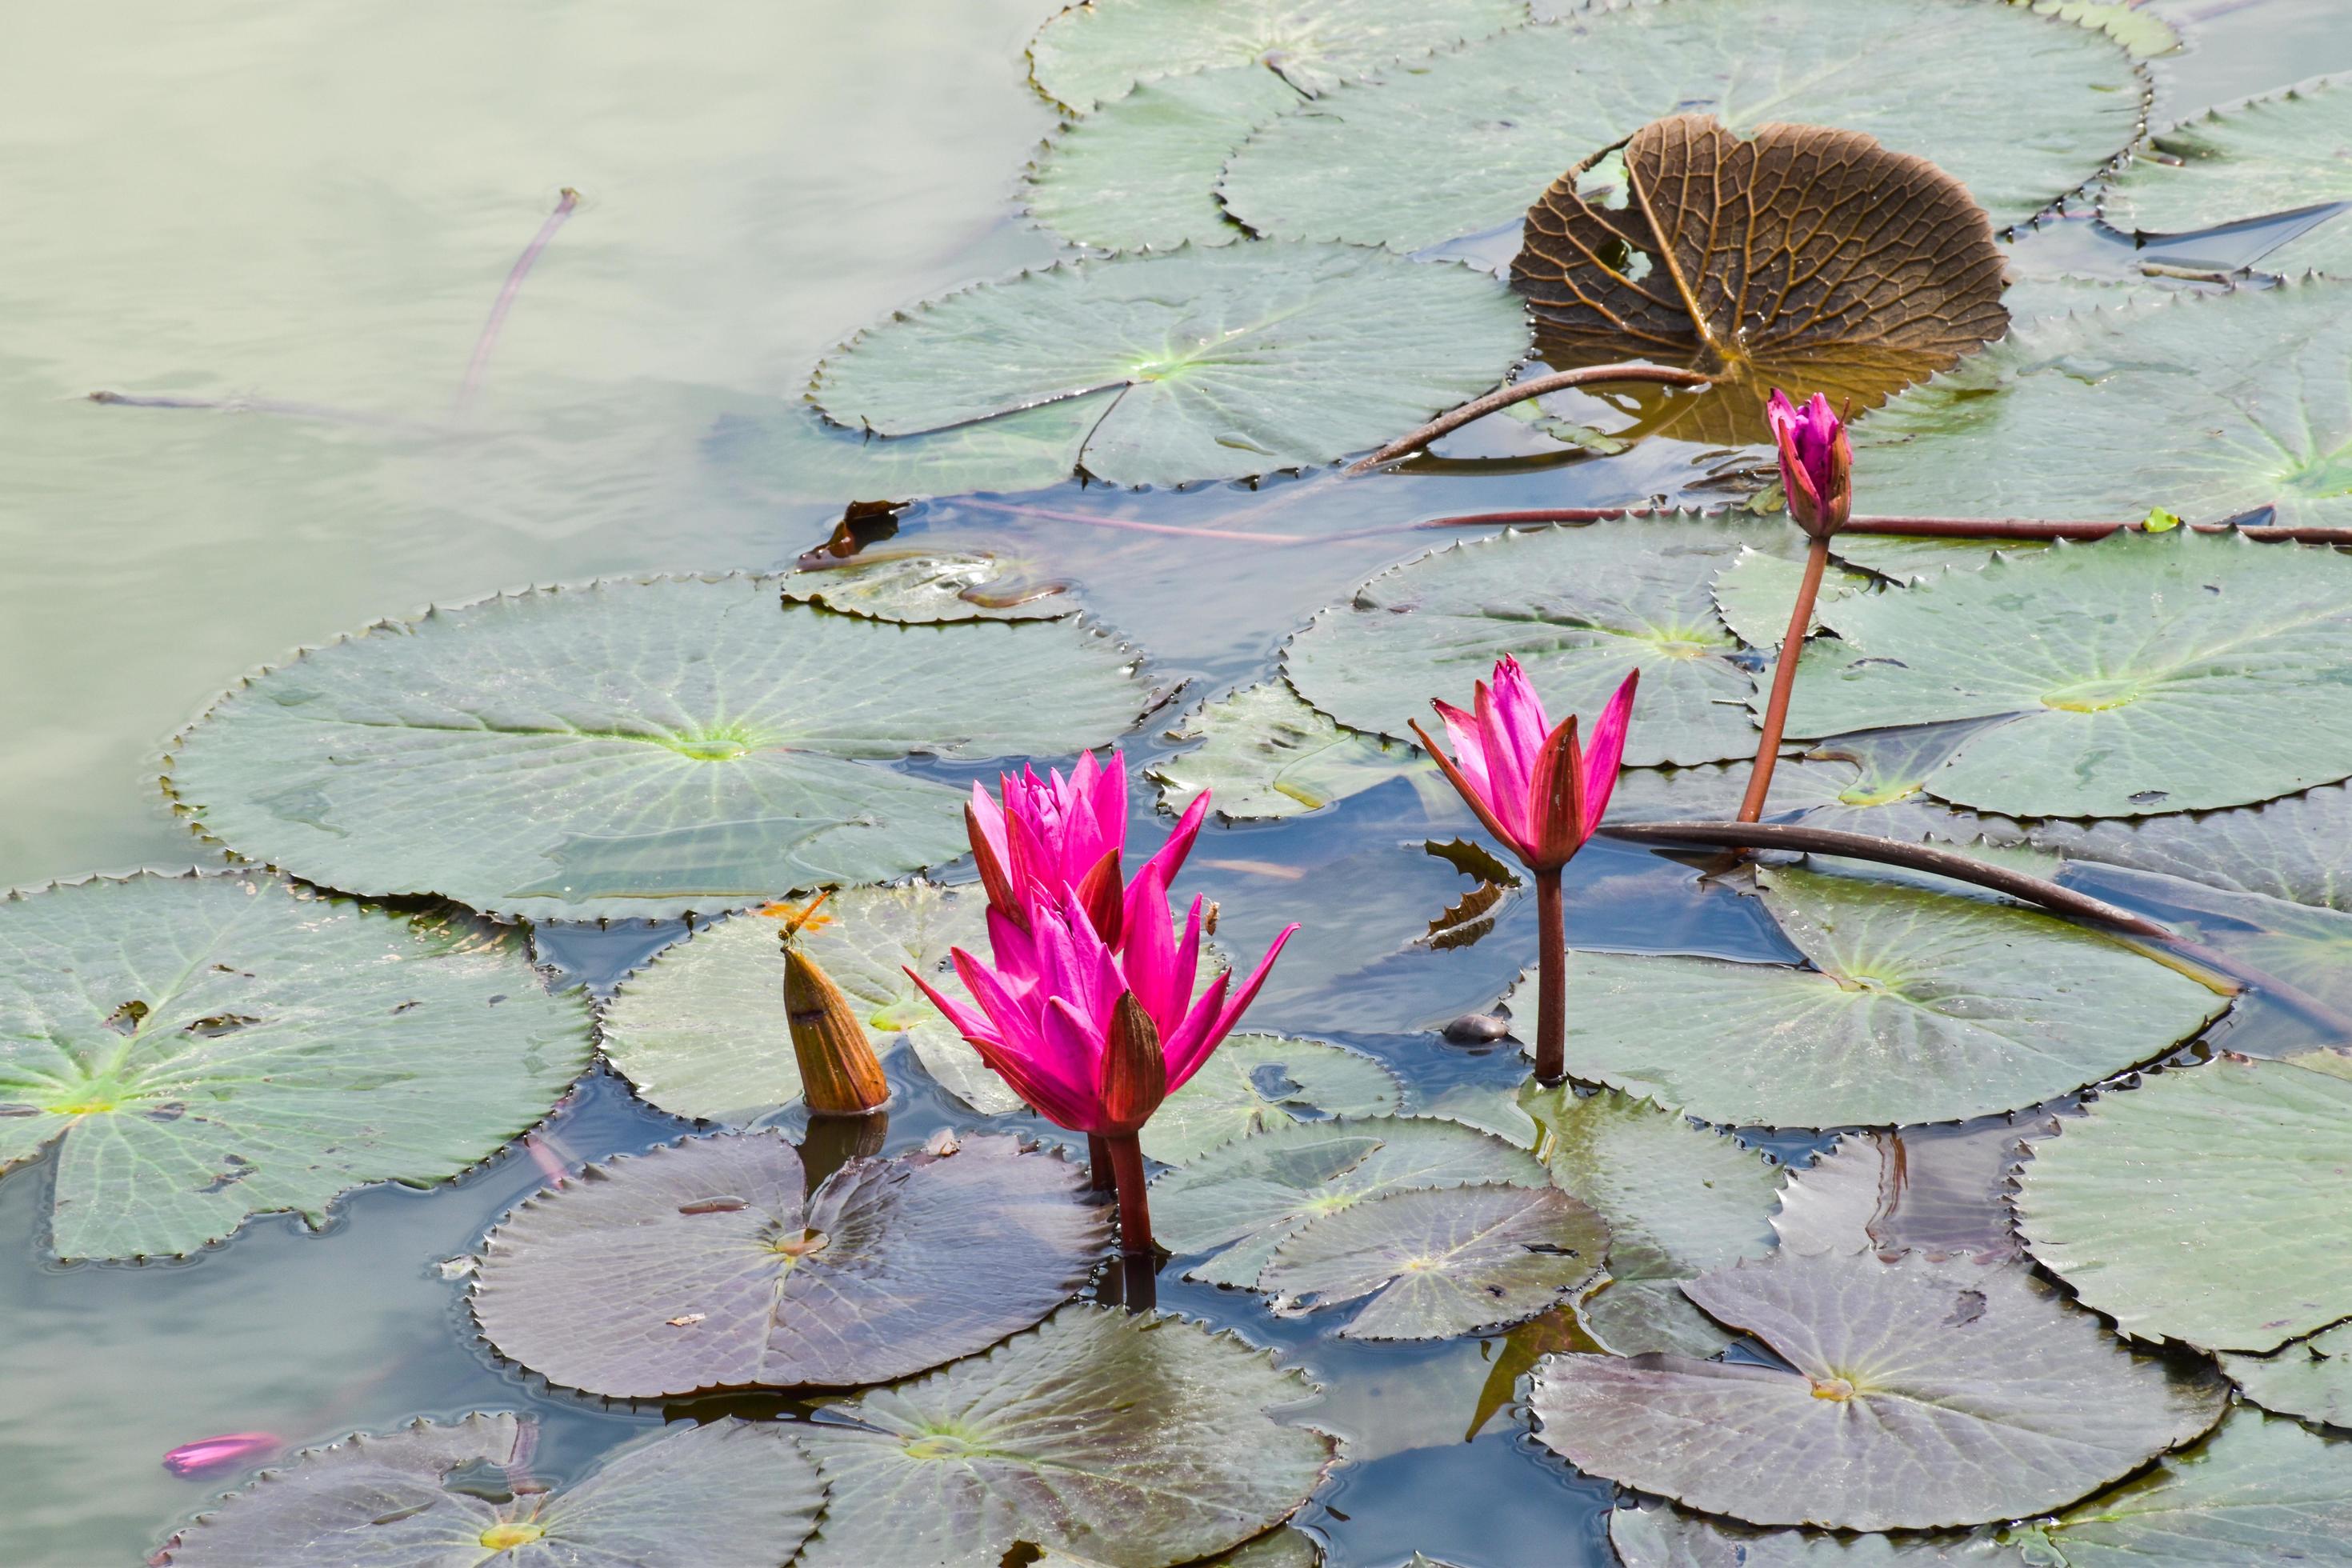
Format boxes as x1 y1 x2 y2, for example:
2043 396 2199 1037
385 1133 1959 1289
1027 68 1304 250
2103 76 2352 276
1027 0 1528 111
600 884 1021 1122
471 1130 1105 1397
1499 865 2226 1130
1218 0 2142 250
0 872 591 1262
810 245 1530 490
2222 1320 2352 1429
164 577 1146 922
1259 1182 1607 1338
2029 782 2352 910
152 1414 824 1568
1521 1084 1780 1358
777 550 1072 622
1780 531 2352 818
1284 519 1765 768
1849 282 2352 527
1533 1251 2230 1531
1142 1033 1402 1165
1149 1114 1549 1287
796 1305 1337 1568
1148 680 1437 823
2016 1051 2352 1353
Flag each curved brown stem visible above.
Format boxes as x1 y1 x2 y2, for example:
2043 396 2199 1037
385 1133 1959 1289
1086 1134 1115 1194
1740 534 1829 822
1533 868 1566 1085
1347 365 1710 474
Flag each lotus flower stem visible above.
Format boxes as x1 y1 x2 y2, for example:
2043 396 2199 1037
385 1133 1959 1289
456 187 581 415
1103 1131 1154 1255
1086 1134 1115 1194
1532 868 1567 1085
1346 364 1712 474
1739 533 1831 822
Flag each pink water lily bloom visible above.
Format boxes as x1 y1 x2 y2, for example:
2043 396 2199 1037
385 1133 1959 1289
1766 388 1853 539
162 1432 281 1476
1411 657 1638 874
966 749 1208 948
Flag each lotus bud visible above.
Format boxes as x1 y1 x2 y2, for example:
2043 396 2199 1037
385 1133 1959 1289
1766 389 1853 539
162 1432 281 1476
1099 991 1167 1135
783 942 889 1116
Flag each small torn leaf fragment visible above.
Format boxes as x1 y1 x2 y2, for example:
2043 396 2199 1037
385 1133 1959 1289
775 550 1070 622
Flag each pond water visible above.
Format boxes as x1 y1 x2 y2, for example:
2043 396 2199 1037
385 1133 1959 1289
6 1 2352 1564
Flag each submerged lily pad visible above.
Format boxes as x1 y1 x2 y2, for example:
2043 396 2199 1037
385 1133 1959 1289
1850 282 2352 527
1533 1251 2229 1531
1284 519 1763 768
810 245 1530 489
777 550 1071 622
2017 1051 2352 1353
1027 0 1528 110
1143 1034 1402 1165
1150 1114 1549 1287
1258 1182 1608 1338
1780 532 2352 818
600 884 1021 1121
0 873 591 1262
1521 1084 1780 1358
165 578 1145 922
1028 68 1303 250
1149 681 1436 822
472 1130 1104 1396
2029 782 2352 910
152 1414 824 1568
1500 866 2225 1130
797 1306 1336 1568
2102 76 2352 276
1218 0 2142 251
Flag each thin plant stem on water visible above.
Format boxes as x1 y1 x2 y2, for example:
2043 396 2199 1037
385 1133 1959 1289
1740 390 1853 822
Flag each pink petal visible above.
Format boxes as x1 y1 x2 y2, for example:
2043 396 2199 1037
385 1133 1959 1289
1489 655 1551 771
1474 678 1534 849
1206 922 1297 1049
1431 699 1493 802
1119 868 1183 1030
1128 790 1207 937
162 1433 281 1477
1581 668 1641 834
1162 970 1233 1093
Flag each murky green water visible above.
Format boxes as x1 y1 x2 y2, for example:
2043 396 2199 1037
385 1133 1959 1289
2 1 2347 1562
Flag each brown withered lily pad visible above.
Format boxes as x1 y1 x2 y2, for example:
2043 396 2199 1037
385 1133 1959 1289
1513 114 2006 446
471 1130 1106 1397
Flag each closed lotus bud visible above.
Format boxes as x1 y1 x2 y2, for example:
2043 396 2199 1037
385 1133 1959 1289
784 944 889 1115
1766 388 1853 540
1098 990 1167 1134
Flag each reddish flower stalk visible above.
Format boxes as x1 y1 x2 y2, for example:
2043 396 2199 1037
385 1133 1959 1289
1741 390 1852 823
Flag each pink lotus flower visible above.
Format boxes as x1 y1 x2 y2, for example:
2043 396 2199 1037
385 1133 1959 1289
1766 389 1852 539
1411 658 1638 875
162 1432 281 1476
966 750 1207 948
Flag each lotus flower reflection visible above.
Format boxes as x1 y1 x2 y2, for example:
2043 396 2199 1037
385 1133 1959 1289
1412 658 1638 1085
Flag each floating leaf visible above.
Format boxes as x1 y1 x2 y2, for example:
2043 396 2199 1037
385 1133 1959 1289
1148 680 1437 822
1515 115 2006 444
1521 1084 1780 1358
1499 866 2225 1129
1037 1530 1322 1568
1780 532 2352 817
1773 1122 2044 1264
1027 0 1528 111
1610 1501 2000 1565
1142 1033 1403 1165
777 550 1070 622
714 397 1099 502
1533 1251 2228 1530
472 1130 1104 1396
1284 519 1764 768
152 1414 824 1568
1258 1182 1608 1338
600 884 1021 1121
0 873 590 1262
796 1306 1335 1568
2010 0 2178 58
2103 77 2352 275
1848 282 2352 527
2017 1051 2352 1353
810 245 1530 489
2222 1322 2352 1429
1218 0 2142 250
1028 68 1303 250
2029 782 2352 910
1711 546 1874 650
166 578 1146 921
1149 1114 1548 1287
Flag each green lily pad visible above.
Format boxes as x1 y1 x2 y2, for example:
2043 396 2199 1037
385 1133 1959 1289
165 577 1146 922
471 1130 1105 1397
1218 0 2142 250
1283 519 1764 768
810 245 1530 489
1149 1114 1549 1287
777 550 1072 622
2222 1321 2352 1429
1533 1251 2229 1531
1521 1084 1781 1358
599 884 1022 1121
0 872 591 1262
1027 0 1529 111
1148 681 1437 822
1710 545 1875 650
1037 1530 1321 1568
152 1414 823 1568
1142 1033 1402 1165
2103 77 2352 275
1773 1123 2042 1264
797 1305 1336 1568
1258 1182 1608 1338
2030 782 2352 909
718 398 1101 502
1499 865 2226 1129
1848 282 2352 527
1779 531 2352 817
2011 0 2178 58
2016 1050 2352 1353
1028 68 1303 250
1610 1502 2000 1565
